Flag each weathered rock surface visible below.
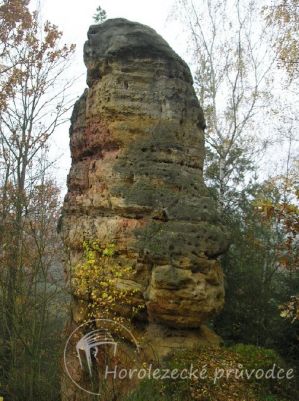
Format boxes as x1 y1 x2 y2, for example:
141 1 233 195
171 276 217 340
62 18 229 346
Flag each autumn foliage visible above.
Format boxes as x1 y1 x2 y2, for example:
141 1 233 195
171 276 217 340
0 1 75 400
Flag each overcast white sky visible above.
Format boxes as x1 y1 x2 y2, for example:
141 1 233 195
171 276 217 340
38 0 189 189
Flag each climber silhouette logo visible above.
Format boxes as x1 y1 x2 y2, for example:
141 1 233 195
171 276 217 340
64 318 140 396
76 328 118 377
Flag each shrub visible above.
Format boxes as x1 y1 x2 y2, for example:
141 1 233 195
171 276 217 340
125 344 297 401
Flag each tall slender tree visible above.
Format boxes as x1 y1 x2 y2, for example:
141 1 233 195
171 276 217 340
0 1 75 399
176 0 277 210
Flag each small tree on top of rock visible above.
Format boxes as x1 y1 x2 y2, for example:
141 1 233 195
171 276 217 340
93 5 107 24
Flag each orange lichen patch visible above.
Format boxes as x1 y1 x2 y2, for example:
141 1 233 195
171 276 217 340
71 119 120 162
118 218 145 231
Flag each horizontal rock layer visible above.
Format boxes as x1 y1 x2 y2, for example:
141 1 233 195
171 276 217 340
62 18 229 330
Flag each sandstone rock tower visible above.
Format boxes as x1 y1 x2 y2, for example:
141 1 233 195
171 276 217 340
61 18 229 368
